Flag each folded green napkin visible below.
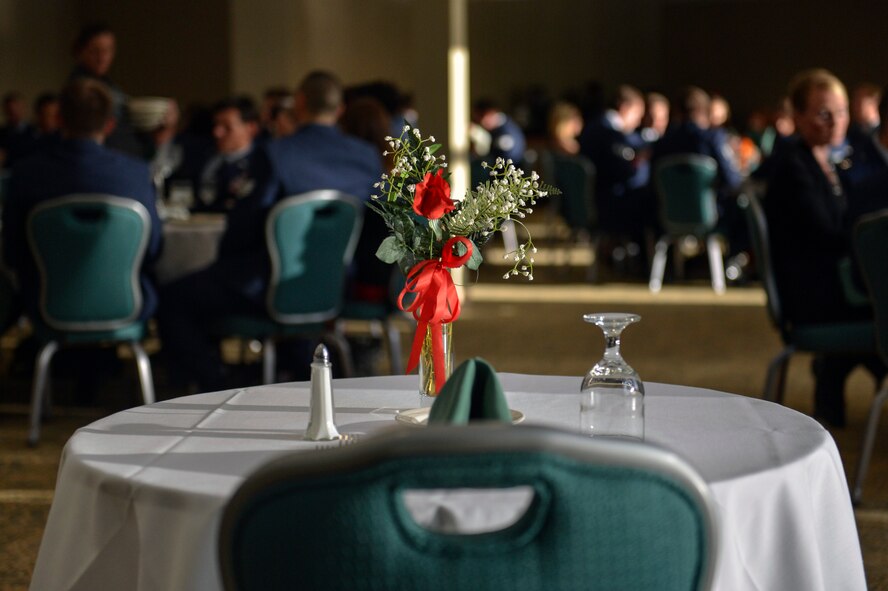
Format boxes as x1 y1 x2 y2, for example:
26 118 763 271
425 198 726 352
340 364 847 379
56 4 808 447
428 358 512 424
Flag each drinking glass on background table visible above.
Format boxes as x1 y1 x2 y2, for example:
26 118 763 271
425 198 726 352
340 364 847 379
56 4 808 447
164 180 194 220
580 312 645 439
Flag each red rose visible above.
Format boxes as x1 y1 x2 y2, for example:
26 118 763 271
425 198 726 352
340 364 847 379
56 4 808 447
412 169 454 219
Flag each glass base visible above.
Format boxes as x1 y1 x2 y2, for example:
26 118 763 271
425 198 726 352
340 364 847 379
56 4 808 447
579 387 644 440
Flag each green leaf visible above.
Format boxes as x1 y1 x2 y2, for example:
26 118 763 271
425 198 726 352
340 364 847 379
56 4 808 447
428 143 442 155
465 239 484 270
376 236 407 264
428 219 443 241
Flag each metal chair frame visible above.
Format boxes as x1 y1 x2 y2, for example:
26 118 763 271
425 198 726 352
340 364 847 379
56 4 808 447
649 154 725 294
25 194 155 445
219 424 719 591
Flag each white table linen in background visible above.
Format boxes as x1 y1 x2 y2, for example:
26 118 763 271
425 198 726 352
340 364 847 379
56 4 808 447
30 374 866 591
154 214 225 284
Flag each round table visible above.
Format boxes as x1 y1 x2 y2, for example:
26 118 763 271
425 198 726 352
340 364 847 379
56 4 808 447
155 214 226 285
30 374 866 591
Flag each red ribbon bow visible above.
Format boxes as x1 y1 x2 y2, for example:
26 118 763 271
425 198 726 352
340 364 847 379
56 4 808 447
398 236 472 393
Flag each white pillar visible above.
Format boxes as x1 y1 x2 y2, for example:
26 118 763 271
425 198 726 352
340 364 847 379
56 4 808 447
448 0 470 299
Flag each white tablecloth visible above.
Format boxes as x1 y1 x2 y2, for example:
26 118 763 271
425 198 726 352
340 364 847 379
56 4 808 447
155 214 226 284
30 374 866 591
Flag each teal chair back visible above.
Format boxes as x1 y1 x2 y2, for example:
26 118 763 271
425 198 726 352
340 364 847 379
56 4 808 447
0 268 18 335
26 195 150 331
654 154 719 237
854 210 888 362
850 210 888 502
24 194 155 446
266 191 362 324
743 194 785 333
220 425 717 591
551 152 596 231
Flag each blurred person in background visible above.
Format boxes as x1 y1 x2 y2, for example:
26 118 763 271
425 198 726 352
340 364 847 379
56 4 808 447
2 78 162 323
639 92 669 144
68 22 142 157
763 68 882 428
849 82 882 138
547 100 583 156
580 84 653 268
259 86 294 143
194 96 271 213
472 97 526 166
0 92 34 168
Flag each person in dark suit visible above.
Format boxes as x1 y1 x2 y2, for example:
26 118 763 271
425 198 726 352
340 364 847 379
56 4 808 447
267 72 381 200
652 86 743 200
156 70 380 392
67 22 143 158
192 96 272 213
578 84 652 249
764 68 881 427
1 79 162 321
472 98 526 166
652 86 745 258
0 92 35 169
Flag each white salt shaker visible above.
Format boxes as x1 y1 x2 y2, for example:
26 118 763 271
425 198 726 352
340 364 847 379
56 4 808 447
304 344 341 441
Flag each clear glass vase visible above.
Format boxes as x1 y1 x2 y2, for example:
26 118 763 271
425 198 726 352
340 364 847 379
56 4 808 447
418 322 453 404
580 313 645 439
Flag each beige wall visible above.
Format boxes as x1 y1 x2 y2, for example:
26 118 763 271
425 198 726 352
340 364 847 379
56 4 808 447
229 0 450 139
0 0 79 103
3 0 888 134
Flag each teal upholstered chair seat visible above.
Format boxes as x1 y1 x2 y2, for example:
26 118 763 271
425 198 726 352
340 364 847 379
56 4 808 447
744 193 875 404
25 194 156 446
220 424 718 591
31 321 146 345
851 210 888 502
791 323 875 353
215 190 362 384
649 154 725 294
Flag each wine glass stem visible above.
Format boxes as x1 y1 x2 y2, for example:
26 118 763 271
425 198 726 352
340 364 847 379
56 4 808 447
603 332 623 361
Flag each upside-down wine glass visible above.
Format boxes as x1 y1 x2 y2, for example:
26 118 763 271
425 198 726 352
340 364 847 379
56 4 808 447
580 312 645 440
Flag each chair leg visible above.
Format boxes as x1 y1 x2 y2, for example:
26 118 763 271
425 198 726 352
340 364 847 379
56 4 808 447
130 341 155 405
325 331 354 378
649 238 669 292
262 338 276 385
853 384 888 504
706 235 726 294
764 346 794 403
585 234 600 284
384 317 404 375
28 341 59 447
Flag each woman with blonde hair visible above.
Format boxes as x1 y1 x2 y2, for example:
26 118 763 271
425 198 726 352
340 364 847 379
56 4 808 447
547 100 583 155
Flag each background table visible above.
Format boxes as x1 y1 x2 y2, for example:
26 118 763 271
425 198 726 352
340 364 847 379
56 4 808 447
30 374 866 591
155 214 226 284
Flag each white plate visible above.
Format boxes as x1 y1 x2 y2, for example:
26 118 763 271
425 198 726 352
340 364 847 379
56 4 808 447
395 407 525 426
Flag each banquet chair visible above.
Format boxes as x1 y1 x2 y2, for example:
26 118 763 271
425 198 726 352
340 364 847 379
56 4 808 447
649 154 725 294
26 195 155 446
219 424 718 591
336 269 407 375
744 193 874 403
214 190 362 384
538 150 599 281
851 210 888 503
